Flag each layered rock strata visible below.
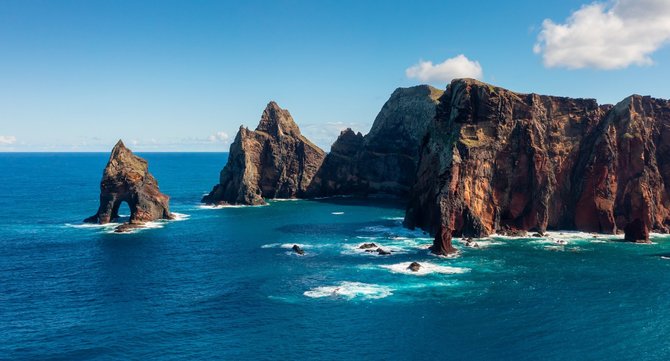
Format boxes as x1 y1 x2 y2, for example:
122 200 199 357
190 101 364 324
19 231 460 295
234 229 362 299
405 79 670 254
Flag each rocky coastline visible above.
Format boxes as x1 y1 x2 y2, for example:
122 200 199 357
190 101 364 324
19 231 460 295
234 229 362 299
114 78 670 253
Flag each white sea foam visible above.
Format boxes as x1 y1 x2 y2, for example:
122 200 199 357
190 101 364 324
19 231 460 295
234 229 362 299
303 281 393 300
455 238 503 249
270 198 300 202
341 242 405 256
171 212 190 221
379 262 469 276
65 222 119 229
331 211 345 215
197 203 267 209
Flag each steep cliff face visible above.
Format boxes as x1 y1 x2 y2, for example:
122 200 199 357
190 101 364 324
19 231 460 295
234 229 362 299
85 140 173 229
308 85 443 197
202 101 326 205
406 79 670 254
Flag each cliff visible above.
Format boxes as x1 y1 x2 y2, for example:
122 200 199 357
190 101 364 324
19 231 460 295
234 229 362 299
405 79 670 254
307 85 443 197
84 140 173 230
202 101 326 205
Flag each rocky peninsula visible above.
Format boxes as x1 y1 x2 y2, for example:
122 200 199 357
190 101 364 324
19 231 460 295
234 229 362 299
204 79 670 254
406 79 670 254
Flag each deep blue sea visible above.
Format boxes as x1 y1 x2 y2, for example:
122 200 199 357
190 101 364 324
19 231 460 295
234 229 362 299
1 153 670 360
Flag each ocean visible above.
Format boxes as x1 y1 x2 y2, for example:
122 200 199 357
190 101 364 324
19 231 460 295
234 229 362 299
1 153 669 360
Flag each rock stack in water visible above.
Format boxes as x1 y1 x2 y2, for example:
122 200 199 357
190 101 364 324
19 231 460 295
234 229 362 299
85 140 173 231
202 101 326 205
405 78 670 254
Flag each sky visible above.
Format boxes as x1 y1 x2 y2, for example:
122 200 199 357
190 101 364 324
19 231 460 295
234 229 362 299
1 0 670 152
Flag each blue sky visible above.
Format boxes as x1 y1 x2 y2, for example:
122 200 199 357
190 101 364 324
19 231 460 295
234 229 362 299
1 0 669 151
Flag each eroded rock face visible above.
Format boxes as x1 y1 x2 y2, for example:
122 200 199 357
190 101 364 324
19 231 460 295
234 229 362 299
307 85 443 198
202 101 326 205
406 78 670 254
84 140 172 227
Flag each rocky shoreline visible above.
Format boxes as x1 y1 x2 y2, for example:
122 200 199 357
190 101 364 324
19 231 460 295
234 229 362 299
86 79 670 252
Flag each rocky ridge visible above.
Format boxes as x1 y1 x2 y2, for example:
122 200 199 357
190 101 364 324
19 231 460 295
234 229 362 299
307 85 443 198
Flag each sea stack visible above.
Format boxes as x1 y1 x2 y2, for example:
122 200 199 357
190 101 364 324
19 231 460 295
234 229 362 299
202 101 326 205
405 78 670 254
84 140 173 230
307 85 443 198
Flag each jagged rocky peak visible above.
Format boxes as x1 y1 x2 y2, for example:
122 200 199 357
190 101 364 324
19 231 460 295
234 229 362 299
84 140 173 231
307 84 443 198
202 101 325 205
256 101 302 138
405 78 670 255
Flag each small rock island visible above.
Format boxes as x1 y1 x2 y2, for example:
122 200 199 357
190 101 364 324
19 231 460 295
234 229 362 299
85 140 173 232
202 101 326 205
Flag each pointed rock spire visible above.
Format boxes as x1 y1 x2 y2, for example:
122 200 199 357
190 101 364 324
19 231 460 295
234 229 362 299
255 101 302 137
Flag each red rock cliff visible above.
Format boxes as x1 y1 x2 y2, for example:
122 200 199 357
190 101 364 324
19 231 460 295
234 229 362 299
405 79 670 254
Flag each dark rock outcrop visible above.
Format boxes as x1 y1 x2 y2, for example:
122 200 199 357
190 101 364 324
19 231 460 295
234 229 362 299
202 102 326 205
307 85 443 198
85 140 172 229
292 244 305 255
405 78 670 254
408 262 421 272
359 242 378 249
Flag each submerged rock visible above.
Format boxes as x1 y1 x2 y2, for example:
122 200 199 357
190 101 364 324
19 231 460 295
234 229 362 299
84 140 172 230
202 102 326 205
405 78 670 255
408 262 421 272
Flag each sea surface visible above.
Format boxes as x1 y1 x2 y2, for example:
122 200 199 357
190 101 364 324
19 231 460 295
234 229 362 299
1 153 670 360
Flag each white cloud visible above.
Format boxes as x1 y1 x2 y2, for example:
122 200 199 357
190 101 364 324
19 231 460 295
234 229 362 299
405 55 483 84
0 135 17 145
534 0 670 69
207 131 229 143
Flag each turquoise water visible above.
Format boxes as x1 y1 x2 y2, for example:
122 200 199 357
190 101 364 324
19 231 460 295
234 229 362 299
1 153 670 360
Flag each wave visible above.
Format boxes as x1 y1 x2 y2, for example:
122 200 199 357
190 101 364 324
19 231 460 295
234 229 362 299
303 281 393 300
270 198 301 202
379 262 470 276
341 242 407 256
455 238 503 249
64 222 119 230
197 203 268 209
331 211 344 215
